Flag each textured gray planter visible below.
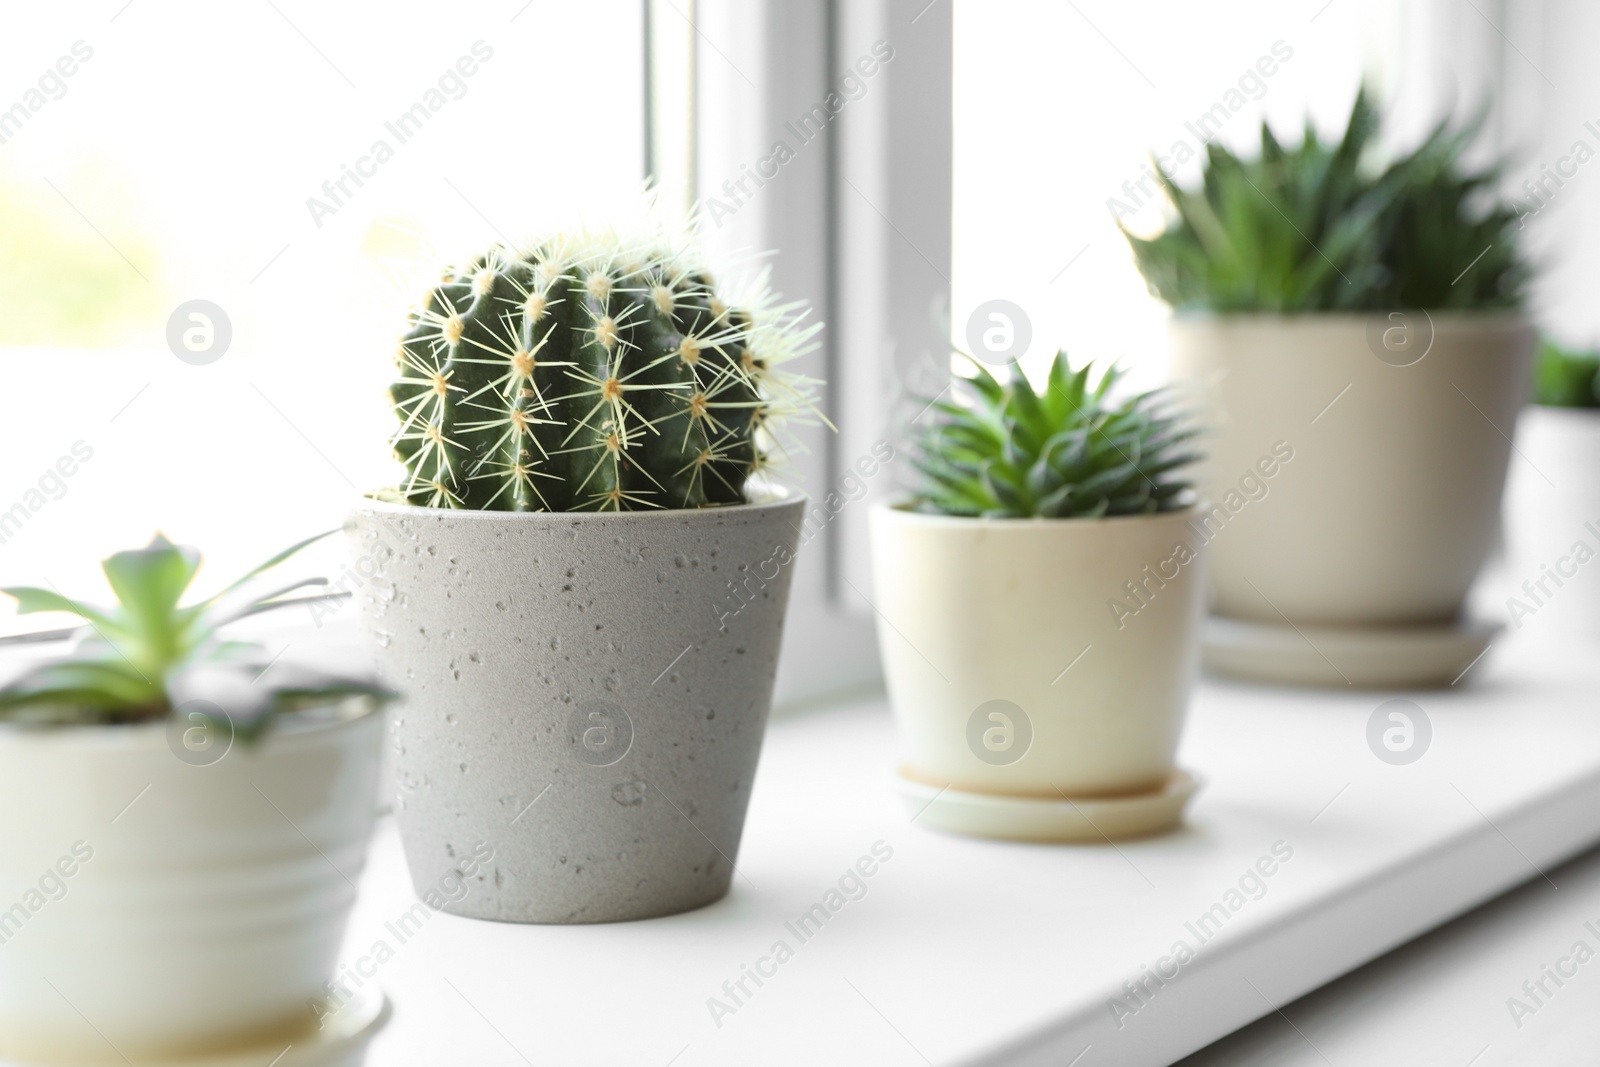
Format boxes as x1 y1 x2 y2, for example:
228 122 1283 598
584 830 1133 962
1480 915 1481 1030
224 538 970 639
345 494 803 923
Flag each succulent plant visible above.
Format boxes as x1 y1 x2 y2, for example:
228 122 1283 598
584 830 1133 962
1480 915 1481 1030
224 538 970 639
1124 86 1527 312
0 533 394 735
1533 337 1600 407
388 229 819 511
908 353 1198 519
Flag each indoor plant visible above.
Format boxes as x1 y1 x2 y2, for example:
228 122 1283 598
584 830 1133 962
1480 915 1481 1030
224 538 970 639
1125 87 1533 687
871 353 1205 841
0 534 393 1064
1504 339 1600 642
346 224 817 923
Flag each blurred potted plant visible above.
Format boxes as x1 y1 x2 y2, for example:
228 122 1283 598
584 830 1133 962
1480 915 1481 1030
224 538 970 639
346 224 819 923
0 533 394 1064
1504 339 1600 641
1124 87 1533 687
871 353 1205 842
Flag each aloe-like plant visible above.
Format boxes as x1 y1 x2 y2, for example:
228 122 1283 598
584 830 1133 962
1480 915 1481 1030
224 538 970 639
908 353 1198 518
1123 87 1527 312
1533 338 1600 407
389 227 820 511
0 533 394 735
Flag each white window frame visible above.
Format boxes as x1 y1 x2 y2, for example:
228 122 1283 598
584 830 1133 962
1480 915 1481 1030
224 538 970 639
648 0 952 706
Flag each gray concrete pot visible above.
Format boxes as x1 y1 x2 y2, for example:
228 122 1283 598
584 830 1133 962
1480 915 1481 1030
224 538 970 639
344 493 803 923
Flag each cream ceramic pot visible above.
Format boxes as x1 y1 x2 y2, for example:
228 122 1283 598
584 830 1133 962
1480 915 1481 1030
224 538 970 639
1504 405 1600 642
1169 313 1533 625
0 703 383 1063
868 505 1205 797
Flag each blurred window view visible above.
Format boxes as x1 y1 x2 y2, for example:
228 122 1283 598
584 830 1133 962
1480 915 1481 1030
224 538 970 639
951 0 1520 389
0 1 645 603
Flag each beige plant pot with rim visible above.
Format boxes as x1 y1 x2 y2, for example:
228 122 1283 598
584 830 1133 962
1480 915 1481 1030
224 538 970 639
1168 312 1533 685
869 504 1205 839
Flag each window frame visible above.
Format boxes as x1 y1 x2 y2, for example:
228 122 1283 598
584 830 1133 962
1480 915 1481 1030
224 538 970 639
649 0 953 706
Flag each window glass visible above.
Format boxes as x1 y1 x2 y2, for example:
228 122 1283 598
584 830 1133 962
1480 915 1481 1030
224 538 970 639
0 1 645 606
952 0 1415 389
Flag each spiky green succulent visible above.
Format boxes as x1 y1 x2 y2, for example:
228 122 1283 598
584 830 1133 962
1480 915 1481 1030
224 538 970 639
1123 86 1527 312
388 229 819 511
908 353 1198 519
0 533 394 735
1533 338 1600 407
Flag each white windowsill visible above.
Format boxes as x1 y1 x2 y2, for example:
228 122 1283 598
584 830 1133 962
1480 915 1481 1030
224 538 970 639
338 630 1600 1066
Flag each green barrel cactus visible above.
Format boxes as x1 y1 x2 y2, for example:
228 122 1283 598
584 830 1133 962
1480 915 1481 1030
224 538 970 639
389 231 818 511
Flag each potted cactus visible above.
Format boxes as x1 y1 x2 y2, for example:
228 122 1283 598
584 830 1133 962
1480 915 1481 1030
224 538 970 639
871 353 1205 842
1504 339 1600 642
0 534 393 1064
346 225 817 923
1124 87 1533 687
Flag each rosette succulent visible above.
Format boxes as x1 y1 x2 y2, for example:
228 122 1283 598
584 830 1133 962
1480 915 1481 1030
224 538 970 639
0 533 394 736
908 353 1198 519
1533 338 1600 407
1124 86 1527 311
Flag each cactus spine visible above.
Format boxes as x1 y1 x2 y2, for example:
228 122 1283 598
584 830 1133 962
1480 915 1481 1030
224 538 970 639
390 231 817 511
